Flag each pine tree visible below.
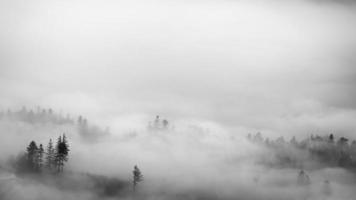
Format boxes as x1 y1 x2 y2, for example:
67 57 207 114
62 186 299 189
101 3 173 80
46 139 55 170
133 165 143 192
61 134 69 162
26 141 38 171
55 135 62 172
37 144 44 171
55 134 70 172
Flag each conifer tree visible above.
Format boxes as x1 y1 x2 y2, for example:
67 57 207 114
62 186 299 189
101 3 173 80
26 141 38 171
46 139 55 170
55 134 70 172
61 134 70 162
133 165 143 192
37 144 44 171
55 135 62 172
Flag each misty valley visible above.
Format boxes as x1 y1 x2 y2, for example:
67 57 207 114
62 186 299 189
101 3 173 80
1 107 356 200
1 0 356 199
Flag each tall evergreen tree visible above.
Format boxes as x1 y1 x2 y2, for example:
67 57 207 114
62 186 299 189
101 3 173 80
45 139 55 170
55 135 62 172
55 134 70 172
26 141 38 171
37 144 44 171
133 165 143 192
61 134 69 162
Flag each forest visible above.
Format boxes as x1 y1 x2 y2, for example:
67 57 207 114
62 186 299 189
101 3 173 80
0 107 110 140
248 132 356 170
1 107 356 200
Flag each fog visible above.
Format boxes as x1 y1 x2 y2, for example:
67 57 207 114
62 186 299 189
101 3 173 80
1 0 356 199
2 112 356 200
1 0 356 137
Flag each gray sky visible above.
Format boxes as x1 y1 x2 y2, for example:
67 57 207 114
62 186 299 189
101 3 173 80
1 0 356 138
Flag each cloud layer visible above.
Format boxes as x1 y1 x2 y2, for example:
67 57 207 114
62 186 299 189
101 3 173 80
1 0 356 138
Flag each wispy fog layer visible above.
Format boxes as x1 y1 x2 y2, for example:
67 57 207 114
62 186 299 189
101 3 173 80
1 115 356 200
1 0 356 138
1 0 356 199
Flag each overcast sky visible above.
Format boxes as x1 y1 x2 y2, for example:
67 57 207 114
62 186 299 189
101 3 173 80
0 0 356 138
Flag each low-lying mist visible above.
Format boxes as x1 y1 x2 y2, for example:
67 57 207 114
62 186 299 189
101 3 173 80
1 108 356 200
1 0 356 198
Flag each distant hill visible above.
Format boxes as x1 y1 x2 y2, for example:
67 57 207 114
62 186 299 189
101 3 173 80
0 106 110 141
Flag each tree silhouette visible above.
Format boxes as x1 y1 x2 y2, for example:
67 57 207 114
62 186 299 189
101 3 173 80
0 106 76 125
55 135 62 172
14 135 70 174
133 165 143 192
247 132 356 169
61 134 70 162
37 144 44 171
46 139 55 170
26 141 38 171
55 134 69 172
329 134 334 143
162 119 169 129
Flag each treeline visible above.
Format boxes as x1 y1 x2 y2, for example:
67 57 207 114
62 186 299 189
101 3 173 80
248 133 356 169
147 115 170 131
0 106 110 138
10 135 145 193
77 115 110 139
13 134 69 173
1 106 74 125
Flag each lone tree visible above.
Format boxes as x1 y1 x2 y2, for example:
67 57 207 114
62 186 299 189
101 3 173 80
132 165 143 192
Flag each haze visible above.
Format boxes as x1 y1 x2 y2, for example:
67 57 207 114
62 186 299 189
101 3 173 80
1 1 356 200
1 0 356 138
